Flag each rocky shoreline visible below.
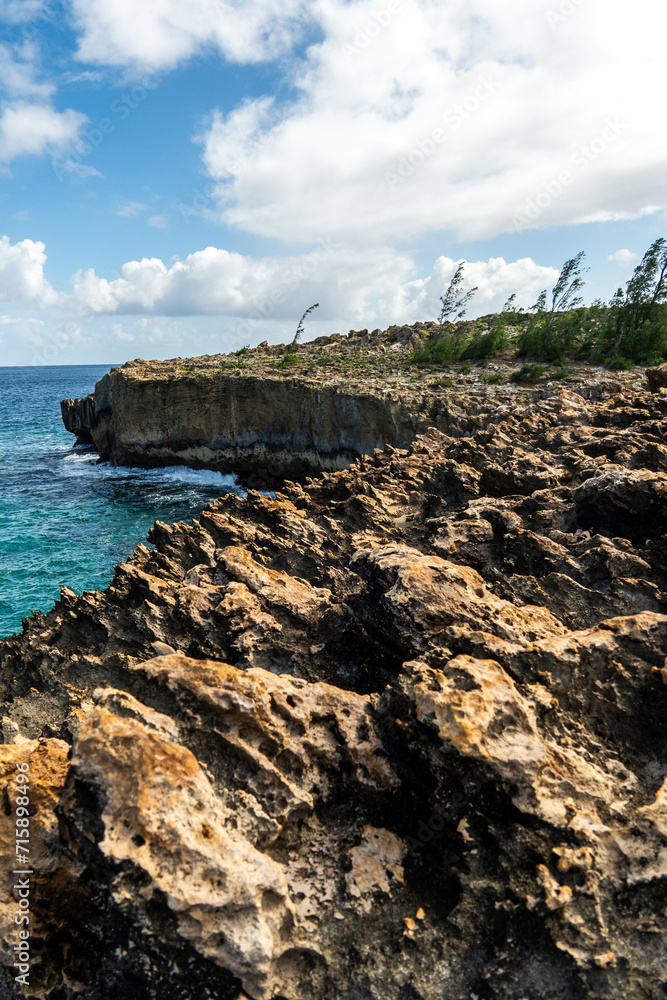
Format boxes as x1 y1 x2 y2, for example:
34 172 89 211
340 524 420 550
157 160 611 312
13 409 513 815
0 334 666 998
60 323 642 487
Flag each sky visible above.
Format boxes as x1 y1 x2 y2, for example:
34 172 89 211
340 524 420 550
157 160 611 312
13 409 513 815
0 0 666 366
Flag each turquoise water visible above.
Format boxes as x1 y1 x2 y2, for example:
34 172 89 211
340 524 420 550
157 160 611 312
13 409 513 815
0 365 243 639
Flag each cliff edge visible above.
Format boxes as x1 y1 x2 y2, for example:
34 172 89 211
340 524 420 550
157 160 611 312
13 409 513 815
0 364 666 998
59 323 636 486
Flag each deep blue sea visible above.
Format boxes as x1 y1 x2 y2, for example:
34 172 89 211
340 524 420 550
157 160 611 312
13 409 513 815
0 365 243 639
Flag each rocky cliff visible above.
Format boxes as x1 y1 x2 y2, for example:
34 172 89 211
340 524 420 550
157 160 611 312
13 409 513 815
1 365 667 998
59 325 633 486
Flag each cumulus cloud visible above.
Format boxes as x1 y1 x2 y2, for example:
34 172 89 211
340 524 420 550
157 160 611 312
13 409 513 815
195 0 667 244
0 102 87 166
0 235 58 304
0 36 89 169
70 0 309 71
0 42 54 99
68 242 558 330
608 249 639 264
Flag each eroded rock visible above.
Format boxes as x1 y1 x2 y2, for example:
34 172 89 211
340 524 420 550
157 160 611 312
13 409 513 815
1 376 667 998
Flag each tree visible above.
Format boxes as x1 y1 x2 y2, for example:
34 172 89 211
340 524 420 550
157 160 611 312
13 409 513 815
625 238 667 308
599 239 667 361
517 252 587 360
548 251 587 319
286 303 319 355
438 262 478 324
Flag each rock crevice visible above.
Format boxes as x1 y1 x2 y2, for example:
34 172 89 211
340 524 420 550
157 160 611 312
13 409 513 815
0 372 665 998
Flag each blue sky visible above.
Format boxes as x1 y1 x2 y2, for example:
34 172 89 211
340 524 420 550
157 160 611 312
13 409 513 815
0 0 665 365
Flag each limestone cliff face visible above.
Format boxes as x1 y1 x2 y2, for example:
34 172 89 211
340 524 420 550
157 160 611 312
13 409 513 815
63 364 438 483
2 376 667 999
61 352 626 486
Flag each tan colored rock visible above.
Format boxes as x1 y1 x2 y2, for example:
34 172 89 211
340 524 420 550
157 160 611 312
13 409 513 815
218 546 332 620
646 362 667 391
64 697 297 1000
5 365 667 998
138 653 397 825
352 544 565 645
345 826 406 913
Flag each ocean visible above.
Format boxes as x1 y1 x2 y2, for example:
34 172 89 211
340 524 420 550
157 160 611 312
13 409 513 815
0 365 244 639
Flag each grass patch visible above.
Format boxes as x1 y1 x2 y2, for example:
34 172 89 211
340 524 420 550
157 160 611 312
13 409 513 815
479 371 506 384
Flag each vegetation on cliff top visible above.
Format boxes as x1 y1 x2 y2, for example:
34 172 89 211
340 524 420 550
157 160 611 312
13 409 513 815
167 239 666 393
410 238 667 371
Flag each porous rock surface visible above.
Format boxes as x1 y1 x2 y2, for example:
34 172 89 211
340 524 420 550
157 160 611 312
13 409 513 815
2 379 667 998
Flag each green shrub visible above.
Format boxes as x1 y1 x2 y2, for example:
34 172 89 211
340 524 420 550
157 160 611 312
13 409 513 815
464 317 510 359
511 363 548 383
276 355 301 369
480 371 506 384
606 355 635 371
409 324 469 365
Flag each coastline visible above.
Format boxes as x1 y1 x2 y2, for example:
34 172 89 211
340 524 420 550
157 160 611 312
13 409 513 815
0 338 665 998
60 322 642 486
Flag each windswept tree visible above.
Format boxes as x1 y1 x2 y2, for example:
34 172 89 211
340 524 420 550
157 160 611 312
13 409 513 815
438 261 478 324
625 238 667 311
518 252 588 359
501 292 525 322
601 238 667 362
286 303 319 355
408 261 480 365
549 251 588 317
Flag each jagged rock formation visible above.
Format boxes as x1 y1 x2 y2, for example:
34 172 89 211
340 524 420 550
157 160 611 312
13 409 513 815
60 394 95 445
59 324 636 486
2 378 667 999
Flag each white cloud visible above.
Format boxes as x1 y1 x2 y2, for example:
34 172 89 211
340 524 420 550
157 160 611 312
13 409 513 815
68 242 557 330
194 0 667 245
0 0 46 24
0 102 87 166
0 42 54 99
608 248 639 264
147 214 168 229
0 235 58 304
111 323 135 342
70 0 309 71
116 201 148 217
